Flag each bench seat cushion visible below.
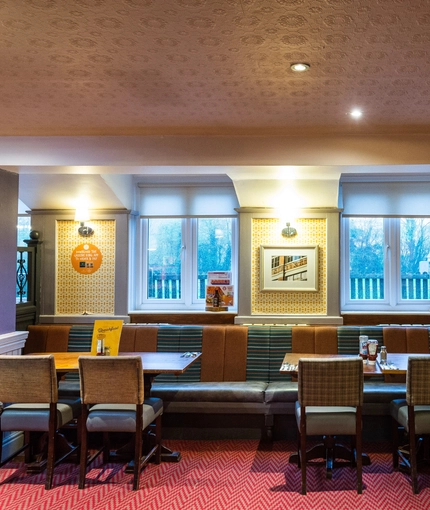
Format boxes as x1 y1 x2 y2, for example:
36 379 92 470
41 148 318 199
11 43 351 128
151 381 268 403
264 381 407 406
264 382 298 403
363 382 406 403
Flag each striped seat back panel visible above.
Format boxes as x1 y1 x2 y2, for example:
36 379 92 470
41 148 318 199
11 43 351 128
246 326 270 382
269 326 292 382
65 325 93 381
156 325 203 383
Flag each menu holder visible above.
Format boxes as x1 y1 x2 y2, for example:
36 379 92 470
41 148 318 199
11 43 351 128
91 319 123 356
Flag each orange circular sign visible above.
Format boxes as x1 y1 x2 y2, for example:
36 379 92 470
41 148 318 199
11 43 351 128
71 243 103 274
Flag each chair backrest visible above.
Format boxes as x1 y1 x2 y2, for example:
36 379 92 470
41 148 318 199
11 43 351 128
406 356 430 406
79 356 144 405
298 357 363 407
0 355 58 403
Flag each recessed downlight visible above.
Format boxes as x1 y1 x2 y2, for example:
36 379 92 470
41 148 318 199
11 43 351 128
350 108 363 119
290 63 310 72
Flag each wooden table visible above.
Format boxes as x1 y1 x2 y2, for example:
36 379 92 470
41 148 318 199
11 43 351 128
378 352 430 374
29 350 202 463
280 352 375 472
280 352 383 377
47 350 201 394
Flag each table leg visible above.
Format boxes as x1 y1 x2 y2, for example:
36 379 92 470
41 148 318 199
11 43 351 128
26 431 79 474
144 373 182 463
289 436 371 476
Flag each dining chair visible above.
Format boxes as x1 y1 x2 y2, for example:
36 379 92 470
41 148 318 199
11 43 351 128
391 355 430 494
0 355 81 490
295 357 364 495
78 355 163 490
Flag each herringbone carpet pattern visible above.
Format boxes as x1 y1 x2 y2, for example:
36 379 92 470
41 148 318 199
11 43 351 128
1 440 430 509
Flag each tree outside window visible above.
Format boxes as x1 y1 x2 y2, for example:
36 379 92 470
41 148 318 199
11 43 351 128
143 217 235 307
344 217 430 310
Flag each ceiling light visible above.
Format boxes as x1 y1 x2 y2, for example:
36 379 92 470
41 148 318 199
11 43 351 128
350 109 363 119
290 63 310 73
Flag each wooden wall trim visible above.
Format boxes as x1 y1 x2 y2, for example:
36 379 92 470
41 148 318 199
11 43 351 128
129 312 237 325
342 314 430 326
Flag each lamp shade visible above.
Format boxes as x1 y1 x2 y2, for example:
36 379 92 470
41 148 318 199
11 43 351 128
75 207 90 222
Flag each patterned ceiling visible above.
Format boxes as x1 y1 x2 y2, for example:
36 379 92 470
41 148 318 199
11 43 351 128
2 0 430 137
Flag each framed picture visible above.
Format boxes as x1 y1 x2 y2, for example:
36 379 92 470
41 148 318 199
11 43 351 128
260 245 319 292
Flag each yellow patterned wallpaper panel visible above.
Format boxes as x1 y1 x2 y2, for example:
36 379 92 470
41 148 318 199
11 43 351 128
252 218 327 315
56 220 115 314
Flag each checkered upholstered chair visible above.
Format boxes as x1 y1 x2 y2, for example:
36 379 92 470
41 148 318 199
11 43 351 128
0 355 81 490
295 357 364 495
391 356 430 494
78 356 163 490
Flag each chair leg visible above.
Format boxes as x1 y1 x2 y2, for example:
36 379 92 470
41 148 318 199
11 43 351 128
44 404 57 490
355 408 363 494
299 426 307 495
45 431 55 490
296 431 301 468
408 408 419 494
78 407 89 490
133 406 144 491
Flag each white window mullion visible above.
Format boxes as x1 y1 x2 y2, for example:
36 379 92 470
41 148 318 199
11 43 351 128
386 218 397 307
139 218 148 305
340 217 351 305
183 218 193 307
190 218 201 304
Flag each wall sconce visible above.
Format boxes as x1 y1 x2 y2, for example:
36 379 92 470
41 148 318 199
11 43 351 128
282 222 297 238
75 207 94 237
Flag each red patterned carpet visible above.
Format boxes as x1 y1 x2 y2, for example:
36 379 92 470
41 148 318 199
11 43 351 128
1 440 430 510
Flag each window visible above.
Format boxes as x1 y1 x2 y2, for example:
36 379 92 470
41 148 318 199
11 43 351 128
342 217 430 311
134 179 239 310
138 217 236 309
17 215 31 246
16 215 32 304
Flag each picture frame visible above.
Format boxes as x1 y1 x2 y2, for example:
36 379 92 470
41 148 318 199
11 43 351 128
260 245 319 292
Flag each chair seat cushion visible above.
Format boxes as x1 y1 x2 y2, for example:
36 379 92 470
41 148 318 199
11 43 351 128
295 401 358 436
151 382 267 403
0 398 80 431
390 399 430 435
86 397 163 433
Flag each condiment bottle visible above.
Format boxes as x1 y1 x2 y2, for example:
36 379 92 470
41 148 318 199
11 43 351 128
96 338 104 356
359 335 368 362
213 288 220 307
380 345 387 365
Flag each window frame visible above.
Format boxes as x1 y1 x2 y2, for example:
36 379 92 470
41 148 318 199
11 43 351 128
135 215 237 311
341 216 430 312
